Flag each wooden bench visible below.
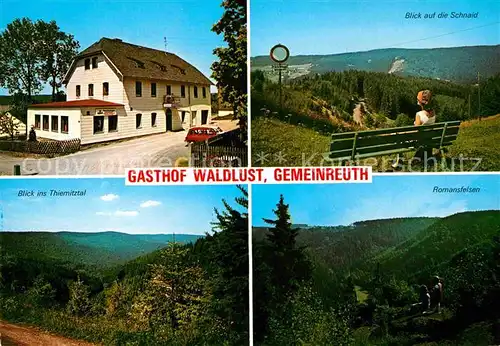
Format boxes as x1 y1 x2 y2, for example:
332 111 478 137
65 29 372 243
323 121 461 164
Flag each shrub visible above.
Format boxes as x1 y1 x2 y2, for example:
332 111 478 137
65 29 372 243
395 113 414 127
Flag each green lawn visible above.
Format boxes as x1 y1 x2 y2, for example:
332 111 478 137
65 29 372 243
252 117 330 166
251 115 500 172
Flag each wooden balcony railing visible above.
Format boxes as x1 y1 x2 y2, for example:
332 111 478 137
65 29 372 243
163 94 181 108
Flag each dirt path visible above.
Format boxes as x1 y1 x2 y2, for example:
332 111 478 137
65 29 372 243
0 321 96 346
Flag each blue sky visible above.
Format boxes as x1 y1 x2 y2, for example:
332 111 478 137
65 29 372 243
0 178 245 234
253 175 500 226
0 0 225 95
251 0 499 56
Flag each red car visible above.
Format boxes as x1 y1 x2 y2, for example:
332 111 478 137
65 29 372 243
185 126 223 143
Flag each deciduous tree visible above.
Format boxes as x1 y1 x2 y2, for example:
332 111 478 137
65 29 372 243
211 0 247 139
0 18 43 102
0 111 21 140
37 20 79 101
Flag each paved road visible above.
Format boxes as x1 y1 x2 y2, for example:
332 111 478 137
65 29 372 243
0 130 189 176
0 119 239 176
0 320 96 346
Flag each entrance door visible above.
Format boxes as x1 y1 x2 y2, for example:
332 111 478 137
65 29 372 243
166 109 173 131
201 110 208 125
191 110 197 127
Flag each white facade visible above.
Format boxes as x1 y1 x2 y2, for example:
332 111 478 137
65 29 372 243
27 108 81 141
27 50 212 145
66 53 125 104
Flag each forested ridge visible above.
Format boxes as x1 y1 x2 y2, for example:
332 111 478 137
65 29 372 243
0 231 201 269
252 69 500 135
251 45 500 83
0 186 249 345
251 66 500 169
253 198 500 345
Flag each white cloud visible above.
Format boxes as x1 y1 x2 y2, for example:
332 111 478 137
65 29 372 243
96 210 138 217
100 194 119 202
140 200 162 208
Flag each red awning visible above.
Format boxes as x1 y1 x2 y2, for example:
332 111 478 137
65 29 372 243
29 99 123 109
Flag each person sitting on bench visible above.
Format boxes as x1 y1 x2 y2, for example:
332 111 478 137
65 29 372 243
415 90 436 126
392 90 436 169
414 90 436 162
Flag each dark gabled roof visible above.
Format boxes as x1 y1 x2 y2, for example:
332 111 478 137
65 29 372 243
71 38 212 85
29 99 123 109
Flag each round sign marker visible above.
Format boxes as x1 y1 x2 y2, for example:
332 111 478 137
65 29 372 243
270 44 290 63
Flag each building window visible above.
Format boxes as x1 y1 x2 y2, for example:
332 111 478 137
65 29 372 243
108 115 118 132
151 82 157 97
76 85 81 98
34 114 41 129
166 85 171 95
181 85 186 98
51 115 58 132
88 84 94 97
151 112 157 127
103 82 109 96
94 116 104 134
92 57 98 68
43 115 49 131
136 81 142 97
84 59 90 70
181 111 186 123
61 116 69 133
194 86 198 98
202 87 207 98
136 113 142 129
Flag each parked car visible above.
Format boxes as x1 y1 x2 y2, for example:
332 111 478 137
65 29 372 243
185 126 223 143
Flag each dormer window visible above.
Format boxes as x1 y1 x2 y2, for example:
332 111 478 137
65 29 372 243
128 57 145 69
171 65 186 75
84 59 90 70
92 57 98 68
149 60 167 72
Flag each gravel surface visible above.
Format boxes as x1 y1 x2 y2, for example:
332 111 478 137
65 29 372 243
0 321 96 346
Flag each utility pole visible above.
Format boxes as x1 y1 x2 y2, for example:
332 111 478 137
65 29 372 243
468 93 471 119
164 37 168 52
279 68 283 109
477 71 481 121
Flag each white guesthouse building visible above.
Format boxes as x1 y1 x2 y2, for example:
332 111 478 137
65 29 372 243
27 38 213 145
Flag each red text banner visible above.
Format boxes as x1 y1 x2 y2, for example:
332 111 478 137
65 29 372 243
125 167 372 185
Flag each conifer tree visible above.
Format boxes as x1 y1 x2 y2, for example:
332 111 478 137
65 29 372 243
263 194 311 306
209 185 249 344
